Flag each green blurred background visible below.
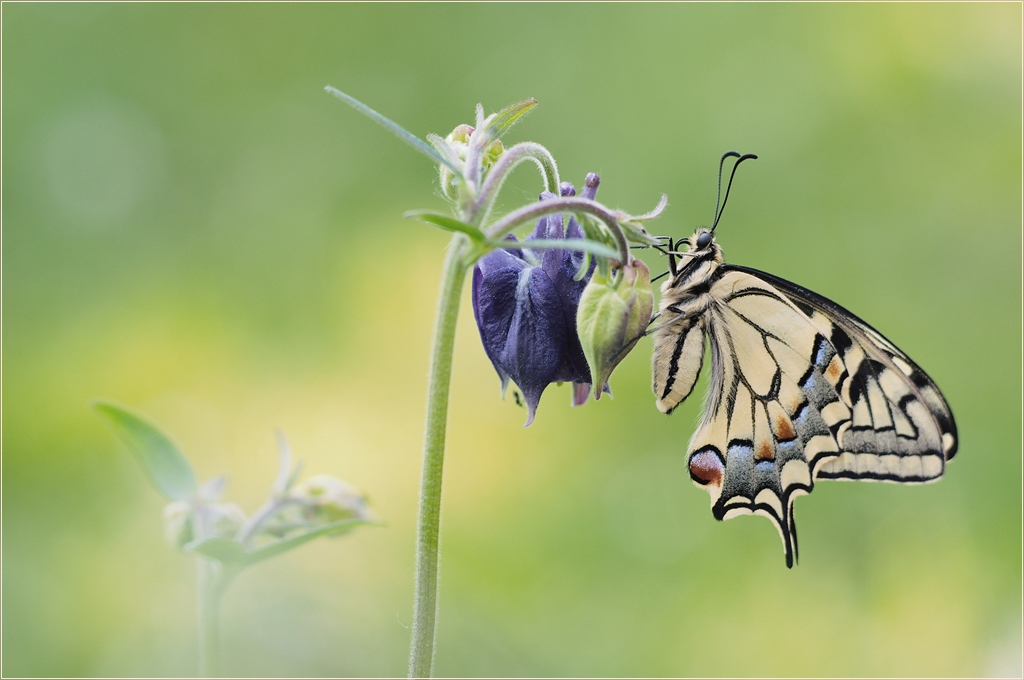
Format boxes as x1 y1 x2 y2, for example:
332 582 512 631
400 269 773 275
3 3 1021 677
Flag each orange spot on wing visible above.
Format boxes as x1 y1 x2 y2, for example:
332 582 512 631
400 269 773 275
756 441 774 461
826 356 844 381
774 416 795 441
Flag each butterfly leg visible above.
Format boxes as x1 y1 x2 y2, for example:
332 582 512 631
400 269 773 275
608 312 687 366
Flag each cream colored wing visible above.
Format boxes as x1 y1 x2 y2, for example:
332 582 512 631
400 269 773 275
686 266 957 567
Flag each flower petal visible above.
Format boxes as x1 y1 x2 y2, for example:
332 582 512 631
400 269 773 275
499 267 572 425
472 255 525 390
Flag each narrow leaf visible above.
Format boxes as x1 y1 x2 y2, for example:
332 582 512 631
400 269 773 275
493 238 617 260
405 211 485 242
240 519 370 567
425 133 462 167
485 99 538 140
325 86 463 176
185 537 246 563
92 400 198 501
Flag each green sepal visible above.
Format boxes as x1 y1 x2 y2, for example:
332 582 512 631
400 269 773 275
484 99 537 140
405 211 485 242
92 399 198 501
325 86 463 176
620 220 664 246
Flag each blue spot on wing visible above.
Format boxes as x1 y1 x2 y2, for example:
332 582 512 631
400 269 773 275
727 441 753 458
814 336 830 367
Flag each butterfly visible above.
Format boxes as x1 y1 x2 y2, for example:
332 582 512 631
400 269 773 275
650 152 958 567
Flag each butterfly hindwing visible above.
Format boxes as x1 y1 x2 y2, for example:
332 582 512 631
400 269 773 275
680 267 956 567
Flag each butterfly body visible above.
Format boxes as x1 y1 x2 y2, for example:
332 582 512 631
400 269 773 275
652 226 957 567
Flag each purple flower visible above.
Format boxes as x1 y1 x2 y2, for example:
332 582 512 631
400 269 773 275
471 174 603 425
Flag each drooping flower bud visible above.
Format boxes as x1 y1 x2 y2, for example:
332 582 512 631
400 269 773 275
472 177 602 425
576 257 654 397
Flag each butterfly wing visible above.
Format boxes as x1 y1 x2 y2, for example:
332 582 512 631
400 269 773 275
684 265 956 567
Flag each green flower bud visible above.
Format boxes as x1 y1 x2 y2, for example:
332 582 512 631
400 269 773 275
447 124 474 145
482 139 504 170
576 258 654 397
162 500 195 549
444 125 504 171
290 474 372 529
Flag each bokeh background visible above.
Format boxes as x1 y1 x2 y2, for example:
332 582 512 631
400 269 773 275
3 3 1021 677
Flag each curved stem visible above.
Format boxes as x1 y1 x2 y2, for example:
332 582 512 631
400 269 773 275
470 142 560 225
483 197 631 265
409 234 470 678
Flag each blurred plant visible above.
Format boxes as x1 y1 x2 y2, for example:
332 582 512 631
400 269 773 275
326 88 666 678
92 400 375 678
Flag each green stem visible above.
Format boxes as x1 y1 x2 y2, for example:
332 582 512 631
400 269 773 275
197 557 225 678
409 234 471 678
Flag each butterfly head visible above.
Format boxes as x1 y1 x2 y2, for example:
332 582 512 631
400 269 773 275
686 227 723 261
686 226 724 257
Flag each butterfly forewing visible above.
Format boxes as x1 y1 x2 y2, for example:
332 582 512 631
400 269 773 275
653 257 957 567
727 264 957 467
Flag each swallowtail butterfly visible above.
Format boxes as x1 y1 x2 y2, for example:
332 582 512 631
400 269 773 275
651 153 958 567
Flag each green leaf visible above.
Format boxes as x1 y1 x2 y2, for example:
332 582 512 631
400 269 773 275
240 519 370 567
92 400 198 501
492 238 618 260
325 86 463 176
405 211 485 242
484 99 537 140
185 537 246 563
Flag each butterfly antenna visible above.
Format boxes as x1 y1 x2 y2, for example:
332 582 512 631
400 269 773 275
712 151 741 228
711 152 758 233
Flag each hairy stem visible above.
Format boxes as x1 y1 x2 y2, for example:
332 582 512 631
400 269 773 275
470 142 560 225
409 234 470 678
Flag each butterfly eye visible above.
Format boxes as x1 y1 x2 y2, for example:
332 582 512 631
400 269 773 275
696 232 712 249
